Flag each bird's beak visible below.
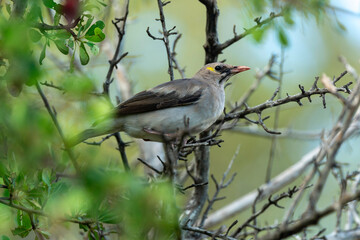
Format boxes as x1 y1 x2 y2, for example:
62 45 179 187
230 66 251 74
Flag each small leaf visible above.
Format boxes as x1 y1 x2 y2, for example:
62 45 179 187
1 235 11 240
42 0 56 8
26 199 42 209
96 0 107 7
252 28 265 42
79 43 90 65
39 231 51 239
278 28 288 46
85 27 105 42
84 16 95 31
42 169 51 187
86 42 99 55
39 43 46 65
68 39 74 50
5 4 11 15
54 12 61 25
54 39 69 55
85 20 105 37
79 223 89 231
11 227 31 238
29 29 42 42
70 52 75 72
54 30 71 40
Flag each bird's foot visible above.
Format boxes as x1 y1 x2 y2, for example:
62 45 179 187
143 127 179 141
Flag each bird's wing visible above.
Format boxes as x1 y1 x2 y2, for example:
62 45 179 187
114 79 204 117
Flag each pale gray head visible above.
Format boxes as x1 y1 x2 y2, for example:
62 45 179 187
193 62 250 85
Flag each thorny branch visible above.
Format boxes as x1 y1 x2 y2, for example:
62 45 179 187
221 74 352 124
102 0 130 171
266 48 285 183
147 0 184 81
203 58 360 239
199 146 239 228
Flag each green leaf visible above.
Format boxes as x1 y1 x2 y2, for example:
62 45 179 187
85 27 105 42
252 28 265 42
0 161 9 176
68 39 74 50
79 43 90 65
84 16 95 32
79 223 89 231
3 176 12 187
42 0 56 8
54 30 71 40
29 29 42 42
5 4 11 15
54 39 69 55
54 12 61 25
11 227 31 238
17 210 32 229
26 4 42 22
86 42 99 55
26 199 42 209
39 43 46 65
278 28 288 46
85 21 105 37
96 0 107 7
39 231 51 239
1 235 10 240
70 51 75 72
42 169 51 187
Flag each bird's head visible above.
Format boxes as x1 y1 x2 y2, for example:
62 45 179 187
194 62 250 85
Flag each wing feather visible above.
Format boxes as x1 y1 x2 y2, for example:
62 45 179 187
114 79 203 116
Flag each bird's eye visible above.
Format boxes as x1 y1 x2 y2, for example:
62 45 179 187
215 65 223 71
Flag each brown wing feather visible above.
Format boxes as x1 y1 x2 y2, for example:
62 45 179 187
115 88 202 116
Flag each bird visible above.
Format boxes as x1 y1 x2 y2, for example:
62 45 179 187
67 62 250 147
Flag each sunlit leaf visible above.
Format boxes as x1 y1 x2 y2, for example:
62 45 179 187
85 27 105 42
85 21 105 37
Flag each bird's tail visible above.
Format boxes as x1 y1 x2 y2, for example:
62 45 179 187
66 128 107 148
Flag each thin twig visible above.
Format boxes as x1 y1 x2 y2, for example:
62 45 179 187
35 82 80 173
266 48 285 183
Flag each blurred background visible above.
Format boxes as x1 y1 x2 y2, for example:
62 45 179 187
1 0 360 238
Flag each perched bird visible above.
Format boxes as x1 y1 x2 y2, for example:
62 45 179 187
68 62 250 147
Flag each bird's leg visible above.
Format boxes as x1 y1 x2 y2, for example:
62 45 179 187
143 127 178 140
